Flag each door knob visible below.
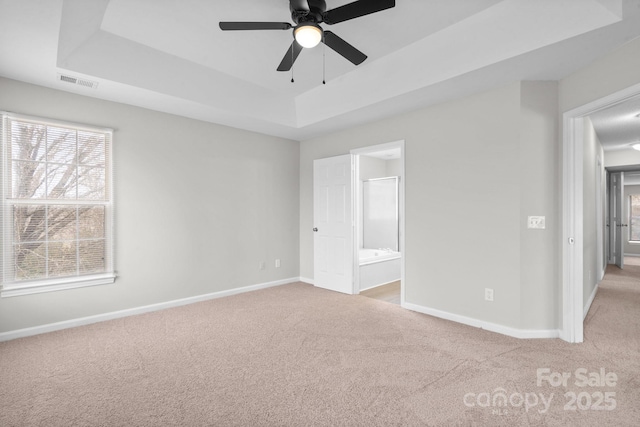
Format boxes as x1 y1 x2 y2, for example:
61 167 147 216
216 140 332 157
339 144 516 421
313 227 318 232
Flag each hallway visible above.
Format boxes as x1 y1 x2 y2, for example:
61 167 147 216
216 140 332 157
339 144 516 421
583 260 640 359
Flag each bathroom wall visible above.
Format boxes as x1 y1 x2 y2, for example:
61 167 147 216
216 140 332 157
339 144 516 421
386 159 402 177
359 156 386 180
359 155 401 181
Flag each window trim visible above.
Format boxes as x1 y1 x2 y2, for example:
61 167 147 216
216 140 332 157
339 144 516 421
630 194 640 243
1 111 116 297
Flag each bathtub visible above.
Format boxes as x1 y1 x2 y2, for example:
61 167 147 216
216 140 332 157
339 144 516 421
359 248 401 291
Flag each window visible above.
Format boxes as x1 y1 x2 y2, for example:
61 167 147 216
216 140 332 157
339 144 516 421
1 112 114 297
630 195 640 242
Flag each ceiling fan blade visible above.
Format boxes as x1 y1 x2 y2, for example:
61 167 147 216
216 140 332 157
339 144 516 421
323 0 395 25
219 22 292 31
322 31 367 66
277 41 304 71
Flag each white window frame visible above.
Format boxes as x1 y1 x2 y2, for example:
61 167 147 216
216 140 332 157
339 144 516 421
629 194 640 243
1 112 115 297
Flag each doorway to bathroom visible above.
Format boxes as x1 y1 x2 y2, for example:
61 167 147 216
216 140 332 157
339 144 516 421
352 141 405 305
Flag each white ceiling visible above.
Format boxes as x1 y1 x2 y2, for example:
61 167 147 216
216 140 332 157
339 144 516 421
1 0 640 141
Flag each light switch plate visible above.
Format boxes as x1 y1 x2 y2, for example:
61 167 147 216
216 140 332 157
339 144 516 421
528 216 546 229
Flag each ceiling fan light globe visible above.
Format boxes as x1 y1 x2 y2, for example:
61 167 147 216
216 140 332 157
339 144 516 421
295 25 322 48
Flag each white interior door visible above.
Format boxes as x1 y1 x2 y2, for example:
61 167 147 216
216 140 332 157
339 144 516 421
612 172 625 269
313 155 354 294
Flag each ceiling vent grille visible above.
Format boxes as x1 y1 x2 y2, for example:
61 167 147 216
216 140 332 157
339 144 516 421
57 73 99 89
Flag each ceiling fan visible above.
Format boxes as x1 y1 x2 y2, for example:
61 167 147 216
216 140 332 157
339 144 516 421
219 0 396 72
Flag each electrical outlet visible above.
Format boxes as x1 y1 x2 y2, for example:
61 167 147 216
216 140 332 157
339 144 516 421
275 259 281 268
485 288 494 302
259 261 266 270
528 216 546 229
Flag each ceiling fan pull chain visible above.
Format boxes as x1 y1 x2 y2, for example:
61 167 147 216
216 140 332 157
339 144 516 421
322 33 326 85
291 44 295 83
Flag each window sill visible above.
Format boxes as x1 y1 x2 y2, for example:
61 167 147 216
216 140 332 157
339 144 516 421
1 274 116 298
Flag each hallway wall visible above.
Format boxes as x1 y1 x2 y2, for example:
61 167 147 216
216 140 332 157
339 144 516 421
582 117 605 306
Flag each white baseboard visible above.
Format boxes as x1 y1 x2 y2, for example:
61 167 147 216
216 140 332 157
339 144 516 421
0 277 299 342
402 302 560 339
583 283 599 320
299 276 315 285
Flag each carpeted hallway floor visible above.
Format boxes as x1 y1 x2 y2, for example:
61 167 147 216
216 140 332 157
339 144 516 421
1 267 639 426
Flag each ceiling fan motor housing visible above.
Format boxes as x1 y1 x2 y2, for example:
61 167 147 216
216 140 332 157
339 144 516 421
290 0 326 25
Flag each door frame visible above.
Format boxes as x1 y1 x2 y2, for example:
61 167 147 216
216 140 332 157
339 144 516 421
605 168 640 265
562 82 640 343
351 140 406 303
596 155 604 279
611 171 625 269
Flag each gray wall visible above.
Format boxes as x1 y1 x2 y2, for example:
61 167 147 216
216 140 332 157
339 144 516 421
386 159 403 177
0 77 300 333
301 81 559 330
518 81 559 329
559 37 640 113
605 150 640 168
359 156 401 180
359 156 387 181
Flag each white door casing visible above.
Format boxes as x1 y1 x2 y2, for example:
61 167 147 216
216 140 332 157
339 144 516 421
612 172 625 269
607 171 614 264
313 155 354 294
563 81 640 343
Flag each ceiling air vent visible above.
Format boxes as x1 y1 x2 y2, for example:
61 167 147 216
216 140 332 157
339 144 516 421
57 73 99 89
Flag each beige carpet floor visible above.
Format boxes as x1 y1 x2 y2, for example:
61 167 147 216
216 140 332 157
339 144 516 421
1 268 639 426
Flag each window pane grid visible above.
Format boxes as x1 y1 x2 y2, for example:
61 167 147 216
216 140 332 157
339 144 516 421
9 203 107 282
14 238 106 245
9 121 107 201
2 113 113 290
